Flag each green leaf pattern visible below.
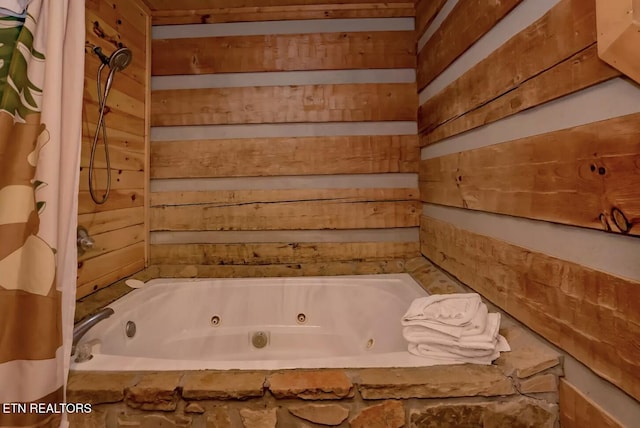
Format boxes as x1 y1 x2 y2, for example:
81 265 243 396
0 12 44 121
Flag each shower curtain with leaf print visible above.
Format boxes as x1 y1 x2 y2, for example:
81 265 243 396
0 0 83 427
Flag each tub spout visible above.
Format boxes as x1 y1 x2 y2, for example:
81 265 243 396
72 307 114 353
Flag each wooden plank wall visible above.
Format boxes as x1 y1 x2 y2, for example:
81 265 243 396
149 3 420 276
79 0 151 298
559 380 624 428
417 0 640 412
145 0 415 25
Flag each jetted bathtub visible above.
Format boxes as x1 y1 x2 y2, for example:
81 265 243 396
71 274 433 371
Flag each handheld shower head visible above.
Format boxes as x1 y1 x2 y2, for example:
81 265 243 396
88 45 133 204
108 47 132 72
90 45 132 71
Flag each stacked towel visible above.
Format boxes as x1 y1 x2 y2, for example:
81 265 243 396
402 293 510 365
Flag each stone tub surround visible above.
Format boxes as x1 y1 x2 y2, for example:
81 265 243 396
67 339 562 427
69 257 563 426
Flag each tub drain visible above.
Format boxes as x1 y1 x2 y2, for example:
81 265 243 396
251 331 269 349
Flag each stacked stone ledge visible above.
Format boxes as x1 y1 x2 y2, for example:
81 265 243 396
67 350 562 428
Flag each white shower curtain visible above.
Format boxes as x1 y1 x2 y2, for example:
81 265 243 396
0 0 84 427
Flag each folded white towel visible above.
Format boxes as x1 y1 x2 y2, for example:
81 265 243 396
408 343 500 365
403 312 502 350
402 293 511 365
403 303 488 338
413 334 511 358
402 293 482 326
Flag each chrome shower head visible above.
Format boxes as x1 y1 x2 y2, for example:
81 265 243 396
108 47 132 72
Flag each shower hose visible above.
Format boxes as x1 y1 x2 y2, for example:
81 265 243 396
89 55 117 204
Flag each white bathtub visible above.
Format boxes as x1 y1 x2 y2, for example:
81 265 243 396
71 274 434 371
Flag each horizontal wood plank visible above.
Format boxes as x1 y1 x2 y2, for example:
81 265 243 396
84 77 144 120
81 139 145 172
130 0 152 15
418 0 596 134
150 242 419 265
78 225 145 262
146 0 411 10
85 35 147 87
417 0 523 90
86 0 147 46
82 120 145 146
83 101 145 137
151 201 420 230
77 259 145 299
559 379 623 428
84 78 145 120
85 32 146 85
415 0 447 41
78 206 144 235
78 168 145 191
151 188 419 230
151 187 418 206
151 3 414 25
151 83 417 126
420 113 640 236
86 8 146 67
85 59 145 102
149 228 420 246
150 260 407 278
421 44 619 145
81 128 145 151
153 32 415 75
78 189 144 215
77 242 145 285
151 135 418 178
421 216 640 401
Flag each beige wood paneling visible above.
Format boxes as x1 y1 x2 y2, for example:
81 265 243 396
415 0 447 41
559 379 624 428
153 32 415 75
417 0 522 89
420 113 640 236
151 3 414 25
151 135 418 179
151 83 417 126
418 0 597 135
151 188 419 231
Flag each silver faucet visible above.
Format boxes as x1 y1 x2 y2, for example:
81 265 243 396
77 226 95 256
72 307 114 355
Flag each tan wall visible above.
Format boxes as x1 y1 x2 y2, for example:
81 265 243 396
415 0 640 425
148 7 421 275
78 0 151 298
